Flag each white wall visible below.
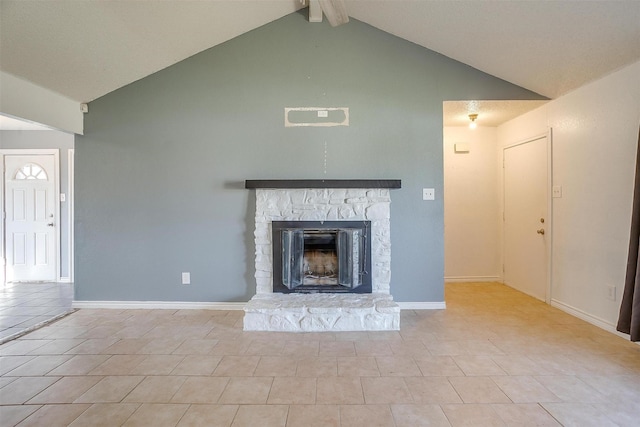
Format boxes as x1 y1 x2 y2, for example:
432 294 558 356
498 60 640 330
0 71 83 135
444 126 501 282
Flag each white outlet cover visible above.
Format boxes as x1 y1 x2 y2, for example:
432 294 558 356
552 185 562 198
181 272 190 285
423 188 435 200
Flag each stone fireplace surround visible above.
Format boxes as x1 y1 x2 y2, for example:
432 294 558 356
243 180 401 332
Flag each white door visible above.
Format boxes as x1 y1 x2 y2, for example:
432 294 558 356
4 155 57 282
503 136 549 301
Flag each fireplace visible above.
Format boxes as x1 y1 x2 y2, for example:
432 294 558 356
272 220 372 294
243 180 401 332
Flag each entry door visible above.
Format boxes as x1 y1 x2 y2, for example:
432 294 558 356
4 155 57 282
503 136 549 301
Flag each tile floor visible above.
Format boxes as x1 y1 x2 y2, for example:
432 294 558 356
0 282 74 343
1 282 639 426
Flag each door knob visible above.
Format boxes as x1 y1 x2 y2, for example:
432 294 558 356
536 228 545 235
47 222 55 227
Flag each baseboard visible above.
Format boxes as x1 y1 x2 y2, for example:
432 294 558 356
550 298 631 340
397 301 446 310
444 276 501 283
59 277 72 283
72 300 246 310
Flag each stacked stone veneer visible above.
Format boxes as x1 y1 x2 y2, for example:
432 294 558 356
245 188 399 332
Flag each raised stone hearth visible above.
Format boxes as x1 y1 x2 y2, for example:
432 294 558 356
244 181 401 332
244 293 399 332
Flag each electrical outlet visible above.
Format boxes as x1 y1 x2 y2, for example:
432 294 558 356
182 272 190 285
422 188 435 201
606 285 616 301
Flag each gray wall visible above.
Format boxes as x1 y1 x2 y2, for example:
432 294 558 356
1 130 74 279
75 13 544 302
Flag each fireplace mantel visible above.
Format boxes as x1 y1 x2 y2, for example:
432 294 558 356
245 179 401 189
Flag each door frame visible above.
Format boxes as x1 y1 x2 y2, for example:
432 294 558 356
1 149 61 284
502 129 553 303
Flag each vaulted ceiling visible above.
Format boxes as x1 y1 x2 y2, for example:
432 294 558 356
1 0 639 127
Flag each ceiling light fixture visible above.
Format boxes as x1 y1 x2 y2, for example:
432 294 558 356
468 113 478 129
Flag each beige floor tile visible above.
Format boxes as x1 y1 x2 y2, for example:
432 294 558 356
244 340 285 356
74 375 144 403
425 340 469 356
218 377 273 404
339 404 396 427
337 356 380 376
441 403 506 427
27 376 103 404
282 340 319 356
230 405 289 427
388 340 429 356
316 376 363 404
47 354 111 376
375 356 422 376
361 377 413 404
491 376 561 403
0 356 35 375
0 376 17 388
319 340 356 356
0 340 51 356
100 338 152 354
448 377 511 404
541 402 618 426
171 355 222 375
129 354 185 375
491 355 550 376
68 403 140 426
88 354 147 375
213 355 260 376
123 376 187 403
171 376 230 404
122 403 189 427
267 377 316 404
286 404 340 427
172 338 219 355
177 404 238 427
0 377 60 405
4 355 72 376
452 355 507 376
25 339 85 355
404 377 462 404
209 339 251 356
414 356 465 376
390 404 452 427
492 403 561 426
295 356 337 377
354 341 393 356
534 375 609 403
136 337 185 354
254 356 297 376
0 405 41 427
65 337 120 354
15 403 90 427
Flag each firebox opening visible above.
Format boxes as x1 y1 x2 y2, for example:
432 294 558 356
272 220 372 294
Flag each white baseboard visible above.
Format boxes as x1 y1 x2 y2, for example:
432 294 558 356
550 298 632 340
444 276 501 283
59 277 72 283
397 301 446 310
72 300 246 310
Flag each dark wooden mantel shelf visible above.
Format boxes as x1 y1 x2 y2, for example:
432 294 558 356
245 179 401 189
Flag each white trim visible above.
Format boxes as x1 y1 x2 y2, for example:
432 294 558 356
0 149 60 282
445 276 501 283
397 301 446 310
72 300 246 310
67 149 74 283
59 278 72 283
550 298 632 340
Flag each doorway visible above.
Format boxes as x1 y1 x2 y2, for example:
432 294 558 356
1 149 60 284
503 134 551 302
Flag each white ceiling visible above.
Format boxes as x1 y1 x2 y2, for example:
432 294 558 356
1 0 639 127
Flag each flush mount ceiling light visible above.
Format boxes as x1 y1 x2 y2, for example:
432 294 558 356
468 113 478 129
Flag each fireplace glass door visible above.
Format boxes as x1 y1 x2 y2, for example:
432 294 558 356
273 221 371 293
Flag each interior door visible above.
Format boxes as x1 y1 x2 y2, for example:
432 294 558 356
503 135 549 301
4 155 57 282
